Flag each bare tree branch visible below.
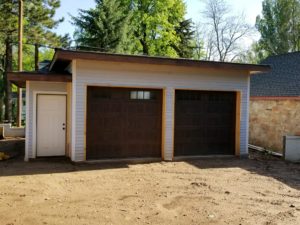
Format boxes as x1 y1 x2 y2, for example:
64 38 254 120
201 0 254 61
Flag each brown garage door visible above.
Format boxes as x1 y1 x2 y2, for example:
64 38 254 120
86 87 162 160
175 90 236 156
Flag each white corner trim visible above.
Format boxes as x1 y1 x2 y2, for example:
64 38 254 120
244 75 251 154
32 91 67 158
71 60 77 161
164 87 175 161
24 81 30 161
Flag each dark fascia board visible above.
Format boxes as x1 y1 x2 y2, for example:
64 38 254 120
8 71 72 88
50 49 271 73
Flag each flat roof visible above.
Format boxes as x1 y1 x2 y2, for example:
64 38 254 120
50 49 271 73
8 49 271 87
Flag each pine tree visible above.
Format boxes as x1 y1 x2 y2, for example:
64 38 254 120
72 0 132 53
72 0 188 57
172 19 196 58
25 0 69 70
0 0 17 122
0 0 66 122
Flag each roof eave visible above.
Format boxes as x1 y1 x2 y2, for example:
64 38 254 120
51 49 271 73
8 72 72 88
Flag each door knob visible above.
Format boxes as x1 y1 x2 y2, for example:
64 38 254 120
62 123 66 130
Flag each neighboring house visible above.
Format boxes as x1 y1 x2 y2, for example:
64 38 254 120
8 49 269 162
250 52 300 153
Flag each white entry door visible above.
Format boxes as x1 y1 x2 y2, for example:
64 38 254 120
37 94 66 157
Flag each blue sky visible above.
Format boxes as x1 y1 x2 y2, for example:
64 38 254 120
54 0 263 38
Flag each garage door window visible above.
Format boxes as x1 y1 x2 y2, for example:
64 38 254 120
130 91 156 100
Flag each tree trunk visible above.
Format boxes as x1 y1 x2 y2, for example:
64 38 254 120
0 96 3 122
140 38 149 55
35 44 39 71
140 23 149 55
0 57 4 123
4 38 13 122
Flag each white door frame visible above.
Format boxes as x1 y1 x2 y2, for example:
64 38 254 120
32 91 67 158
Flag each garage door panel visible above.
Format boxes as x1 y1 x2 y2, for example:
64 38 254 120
87 87 162 160
175 90 236 156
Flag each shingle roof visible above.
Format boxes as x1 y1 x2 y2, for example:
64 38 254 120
251 52 300 97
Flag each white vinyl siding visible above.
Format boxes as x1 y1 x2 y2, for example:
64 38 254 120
26 81 67 159
73 59 250 161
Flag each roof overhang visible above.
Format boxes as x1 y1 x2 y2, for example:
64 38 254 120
50 49 271 74
8 72 72 88
8 49 271 88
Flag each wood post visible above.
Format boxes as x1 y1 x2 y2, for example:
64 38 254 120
4 38 13 122
17 0 23 127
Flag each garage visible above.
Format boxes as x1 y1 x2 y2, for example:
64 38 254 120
86 86 162 160
174 90 237 156
10 49 270 162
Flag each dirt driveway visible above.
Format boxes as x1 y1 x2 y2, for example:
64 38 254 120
0 151 299 225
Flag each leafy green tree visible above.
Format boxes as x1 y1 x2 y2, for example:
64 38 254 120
72 0 132 53
129 0 186 57
256 0 300 55
13 45 55 71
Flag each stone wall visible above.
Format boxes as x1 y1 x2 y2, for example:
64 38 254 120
249 99 300 153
